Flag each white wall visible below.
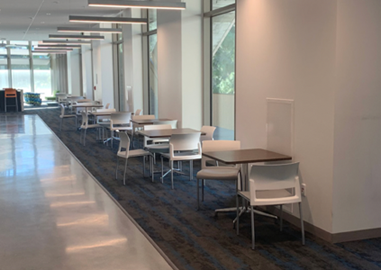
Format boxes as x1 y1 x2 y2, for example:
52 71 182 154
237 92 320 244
332 0 381 233
81 45 93 100
236 0 337 233
92 27 114 108
157 0 203 128
67 50 81 96
157 9 183 126
181 0 202 130
123 9 143 112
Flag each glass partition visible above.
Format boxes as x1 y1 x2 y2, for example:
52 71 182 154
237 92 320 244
148 34 158 117
10 41 31 92
33 53 52 99
0 41 9 89
212 0 235 10
211 11 235 140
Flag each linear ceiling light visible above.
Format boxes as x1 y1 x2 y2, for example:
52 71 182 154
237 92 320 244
36 44 81 48
41 40 92 45
69 15 147 24
57 27 122 34
49 34 104 40
31 51 68 54
34 48 73 51
88 0 186 10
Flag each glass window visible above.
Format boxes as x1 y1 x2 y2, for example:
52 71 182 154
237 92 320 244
0 41 9 89
33 53 52 99
211 11 235 140
212 0 235 10
10 41 31 92
148 10 157 31
148 34 158 117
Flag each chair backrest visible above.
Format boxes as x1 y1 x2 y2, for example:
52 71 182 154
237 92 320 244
200 126 216 142
4 88 17 98
110 112 132 126
117 132 131 158
80 111 89 129
132 114 155 121
76 99 92 103
105 103 110 109
169 133 201 155
156 120 178 129
60 104 66 117
96 108 116 113
249 162 301 206
135 109 142 115
143 124 172 146
201 140 241 169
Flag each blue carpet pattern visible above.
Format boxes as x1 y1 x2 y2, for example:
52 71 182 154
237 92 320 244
15 108 381 270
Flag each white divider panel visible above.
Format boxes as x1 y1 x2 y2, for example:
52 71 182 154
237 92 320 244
266 98 294 157
267 98 294 213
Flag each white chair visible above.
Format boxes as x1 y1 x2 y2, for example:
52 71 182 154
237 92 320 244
79 112 101 146
105 103 110 109
116 132 153 185
56 93 68 106
106 112 132 147
135 109 142 115
160 133 202 189
143 124 172 181
200 126 216 143
196 140 241 210
236 162 305 249
130 114 156 146
156 120 178 129
59 104 77 132
95 108 116 123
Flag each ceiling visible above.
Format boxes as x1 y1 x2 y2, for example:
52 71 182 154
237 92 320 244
0 0 124 41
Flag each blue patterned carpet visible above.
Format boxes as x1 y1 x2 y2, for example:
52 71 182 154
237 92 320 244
18 108 381 270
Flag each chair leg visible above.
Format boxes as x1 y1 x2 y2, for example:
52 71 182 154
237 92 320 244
251 205 255 250
170 160 174 189
143 156 146 176
60 118 63 132
202 180 205 201
299 202 305 245
79 129 82 144
236 193 240 233
197 178 200 210
280 204 283 231
189 160 193 180
123 158 128 185
161 155 164 183
83 129 87 146
115 156 119 180
74 117 77 130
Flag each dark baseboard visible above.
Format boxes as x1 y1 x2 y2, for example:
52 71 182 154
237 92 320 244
263 206 381 243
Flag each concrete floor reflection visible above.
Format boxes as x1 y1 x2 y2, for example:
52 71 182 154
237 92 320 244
0 114 173 270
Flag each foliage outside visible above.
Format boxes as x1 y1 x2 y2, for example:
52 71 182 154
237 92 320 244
212 25 235 95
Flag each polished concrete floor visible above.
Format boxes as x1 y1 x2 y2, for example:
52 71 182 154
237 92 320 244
0 114 174 270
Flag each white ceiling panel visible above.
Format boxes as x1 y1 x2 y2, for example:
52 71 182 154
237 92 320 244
0 0 123 41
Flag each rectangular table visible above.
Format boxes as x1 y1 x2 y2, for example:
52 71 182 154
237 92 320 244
139 128 205 138
202 148 292 219
130 118 173 125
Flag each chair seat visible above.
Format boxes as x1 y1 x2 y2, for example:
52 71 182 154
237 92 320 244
238 189 297 206
118 149 151 158
197 167 240 180
60 115 76 119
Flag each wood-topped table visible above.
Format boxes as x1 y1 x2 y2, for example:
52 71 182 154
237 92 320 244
202 149 291 165
203 148 292 219
131 118 173 125
139 128 205 138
